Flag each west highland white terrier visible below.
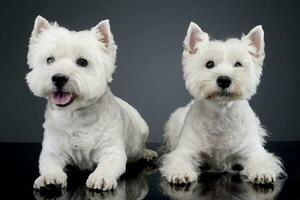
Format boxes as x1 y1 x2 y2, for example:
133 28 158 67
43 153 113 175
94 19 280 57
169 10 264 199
160 22 285 185
26 16 157 191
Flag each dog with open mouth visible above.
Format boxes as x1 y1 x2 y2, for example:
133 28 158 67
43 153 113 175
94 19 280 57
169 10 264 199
26 16 157 191
159 22 285 185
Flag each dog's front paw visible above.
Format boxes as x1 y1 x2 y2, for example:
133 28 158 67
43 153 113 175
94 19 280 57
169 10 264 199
244 164 277 184
142 149 158 161
163 167 198 184
248 171 275 184
243 152 284 185
33 172 67 189
86 172 117 191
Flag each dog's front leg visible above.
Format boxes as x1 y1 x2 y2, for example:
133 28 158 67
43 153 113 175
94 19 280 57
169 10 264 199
160 144 200 184
86 144 127 191
160 129 201 184
241 144 284 184
34 152 67 189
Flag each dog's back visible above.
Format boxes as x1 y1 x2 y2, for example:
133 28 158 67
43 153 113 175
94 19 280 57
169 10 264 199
115 97 149 161
115 97 149 137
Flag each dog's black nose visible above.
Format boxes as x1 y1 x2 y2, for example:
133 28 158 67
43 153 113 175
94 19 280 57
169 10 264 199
52 74 69 88
217 76 231 89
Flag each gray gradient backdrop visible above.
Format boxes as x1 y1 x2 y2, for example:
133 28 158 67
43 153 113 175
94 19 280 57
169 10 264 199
0 0 299 143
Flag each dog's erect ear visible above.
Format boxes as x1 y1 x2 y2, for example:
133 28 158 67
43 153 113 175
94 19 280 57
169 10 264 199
91 20 116 50
32 16 50 38
242 25 265 59
183 22 209 54
91 20 117 83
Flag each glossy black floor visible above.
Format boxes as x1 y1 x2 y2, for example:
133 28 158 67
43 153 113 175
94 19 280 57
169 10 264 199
1 142 299 199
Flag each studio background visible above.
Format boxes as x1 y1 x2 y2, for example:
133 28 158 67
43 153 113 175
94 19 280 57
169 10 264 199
0 0 299 143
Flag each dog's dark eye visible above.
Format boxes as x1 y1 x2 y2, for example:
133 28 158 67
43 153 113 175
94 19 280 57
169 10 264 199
234 61 242 67
206 61 215 69
76 58 88 67
46 56 55 64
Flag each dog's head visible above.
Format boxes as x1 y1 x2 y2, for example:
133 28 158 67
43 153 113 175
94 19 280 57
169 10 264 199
182 22 265 103
26 16 117 110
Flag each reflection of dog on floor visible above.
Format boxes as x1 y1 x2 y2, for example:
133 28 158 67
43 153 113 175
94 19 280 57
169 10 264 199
160 22 284 185
26 16 157 191
33 163 151 200
160 173 285 200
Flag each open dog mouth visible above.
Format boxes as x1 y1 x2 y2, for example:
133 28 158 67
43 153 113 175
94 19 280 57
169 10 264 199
217 90 232 97
206 90 234 100
51 91 77 107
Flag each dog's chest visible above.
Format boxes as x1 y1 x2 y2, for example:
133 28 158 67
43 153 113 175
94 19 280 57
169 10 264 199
198 111 246 170
48 108 111 169
65 129 102 169
67 128 101 150
202 111 244 151
52 110 101 148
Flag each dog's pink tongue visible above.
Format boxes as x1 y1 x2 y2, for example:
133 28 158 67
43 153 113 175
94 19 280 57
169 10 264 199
52 92 72 105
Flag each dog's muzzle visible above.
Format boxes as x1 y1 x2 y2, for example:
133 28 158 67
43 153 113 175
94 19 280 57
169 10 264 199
51 74 76 107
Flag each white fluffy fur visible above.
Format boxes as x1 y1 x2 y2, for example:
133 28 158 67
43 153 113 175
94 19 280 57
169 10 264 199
160 22 284 185
26 16 157 191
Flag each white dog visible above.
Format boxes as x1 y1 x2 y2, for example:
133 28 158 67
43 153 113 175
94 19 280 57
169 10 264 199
26 16 157 191
160 22 284 185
